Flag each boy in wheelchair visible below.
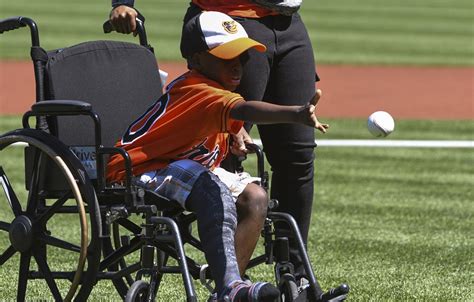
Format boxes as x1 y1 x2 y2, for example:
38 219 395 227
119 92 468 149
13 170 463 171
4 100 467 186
107 11 328 301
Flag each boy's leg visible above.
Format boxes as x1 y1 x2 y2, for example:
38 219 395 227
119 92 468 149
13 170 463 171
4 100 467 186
138 160 242 293
185 171 241 293
185 171 279 301
210 168 269 276
141 161 279 300
234 183 269 275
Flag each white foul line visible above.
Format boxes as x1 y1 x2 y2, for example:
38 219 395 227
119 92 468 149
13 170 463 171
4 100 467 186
252 139 474 148
12 140 474 148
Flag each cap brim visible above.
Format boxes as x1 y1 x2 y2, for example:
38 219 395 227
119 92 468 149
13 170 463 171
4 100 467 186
208 37 266 60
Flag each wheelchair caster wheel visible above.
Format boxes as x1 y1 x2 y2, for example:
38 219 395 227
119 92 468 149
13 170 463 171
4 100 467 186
125 280 150 302
278 273 299 301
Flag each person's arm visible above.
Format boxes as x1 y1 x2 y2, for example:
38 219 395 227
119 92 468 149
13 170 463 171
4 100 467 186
112 0 134 7
230 89 329 133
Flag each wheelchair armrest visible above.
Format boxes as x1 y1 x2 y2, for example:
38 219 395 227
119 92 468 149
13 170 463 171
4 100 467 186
98 147 134 199
31 100 92 115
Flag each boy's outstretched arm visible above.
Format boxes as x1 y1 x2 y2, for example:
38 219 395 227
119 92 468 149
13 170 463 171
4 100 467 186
230 89 329 133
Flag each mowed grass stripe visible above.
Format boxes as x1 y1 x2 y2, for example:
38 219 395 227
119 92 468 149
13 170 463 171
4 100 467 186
1 117 472 300
312 146 473 300
1 0 473 65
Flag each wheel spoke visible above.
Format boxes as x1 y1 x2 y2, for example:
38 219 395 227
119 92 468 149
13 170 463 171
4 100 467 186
0 221 10 232
34 251 63 301
0 166 23 216
0 245 16 265
17 252 31 302
40 233 81 253
26 149 43 215
36 192 70 225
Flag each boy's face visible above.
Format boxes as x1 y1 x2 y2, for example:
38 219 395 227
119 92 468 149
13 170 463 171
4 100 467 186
193 51 249 91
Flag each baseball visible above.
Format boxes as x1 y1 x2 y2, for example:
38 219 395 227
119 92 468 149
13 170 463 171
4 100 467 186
367 111 395 137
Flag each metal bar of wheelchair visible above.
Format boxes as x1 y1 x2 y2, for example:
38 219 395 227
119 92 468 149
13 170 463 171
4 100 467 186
97 262 142 280
0 17 48 103
29 271 74 281
0 16 39 46
150 236 205 279
150 216 197 301
245 143 269 190
103 18 153 53
99 236 142 271
267 211 321 300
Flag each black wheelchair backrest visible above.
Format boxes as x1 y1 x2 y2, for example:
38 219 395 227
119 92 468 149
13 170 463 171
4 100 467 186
45 40 163 147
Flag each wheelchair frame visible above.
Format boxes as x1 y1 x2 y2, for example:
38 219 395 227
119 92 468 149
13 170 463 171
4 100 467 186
0 16 349 302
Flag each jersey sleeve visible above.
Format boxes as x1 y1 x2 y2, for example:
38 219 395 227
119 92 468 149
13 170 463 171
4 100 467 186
221 95 245 134
195 88 245 135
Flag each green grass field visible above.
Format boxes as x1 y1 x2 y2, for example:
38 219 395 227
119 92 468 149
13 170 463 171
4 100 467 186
1 0 473 301
0 117 473 301
0 0 473 65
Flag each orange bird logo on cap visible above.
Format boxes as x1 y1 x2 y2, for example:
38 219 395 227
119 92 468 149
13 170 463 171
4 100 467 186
222 21 238 34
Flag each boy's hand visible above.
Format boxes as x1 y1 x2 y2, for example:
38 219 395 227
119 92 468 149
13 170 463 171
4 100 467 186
230 128 253 156
305 89 329 133
110 5 138 35
311 89 322 106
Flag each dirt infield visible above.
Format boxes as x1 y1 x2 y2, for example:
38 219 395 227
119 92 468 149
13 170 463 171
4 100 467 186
1 61 472 119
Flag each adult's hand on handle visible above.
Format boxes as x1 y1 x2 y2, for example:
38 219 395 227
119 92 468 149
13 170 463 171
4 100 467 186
109 5 138 35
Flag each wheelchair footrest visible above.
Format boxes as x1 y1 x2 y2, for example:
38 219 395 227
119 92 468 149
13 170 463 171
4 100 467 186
319 283 350 302
292 282 349 302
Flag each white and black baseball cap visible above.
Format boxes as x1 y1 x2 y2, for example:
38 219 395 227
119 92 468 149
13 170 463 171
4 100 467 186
181 11 266 60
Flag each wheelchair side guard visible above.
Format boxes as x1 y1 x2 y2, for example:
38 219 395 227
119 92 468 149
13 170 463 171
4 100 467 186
22 100 138 201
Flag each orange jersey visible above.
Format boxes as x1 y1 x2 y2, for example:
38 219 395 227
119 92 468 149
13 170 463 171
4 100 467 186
192 0 277 18
107 70 245 182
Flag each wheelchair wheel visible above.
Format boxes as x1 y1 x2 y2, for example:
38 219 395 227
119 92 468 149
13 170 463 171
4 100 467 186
125 280 150 302
0 129 101 301
278 273 299 302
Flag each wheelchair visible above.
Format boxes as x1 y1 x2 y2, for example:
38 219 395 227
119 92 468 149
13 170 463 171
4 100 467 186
0 16 349 301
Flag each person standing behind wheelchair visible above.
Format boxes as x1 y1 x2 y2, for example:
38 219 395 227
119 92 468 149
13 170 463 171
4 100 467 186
110 0 320 283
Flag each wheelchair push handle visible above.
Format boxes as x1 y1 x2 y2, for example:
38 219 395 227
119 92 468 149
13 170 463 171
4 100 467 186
0 16 40 46
103 18 150 49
